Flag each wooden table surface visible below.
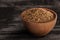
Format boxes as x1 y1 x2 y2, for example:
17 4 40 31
0 7 59 40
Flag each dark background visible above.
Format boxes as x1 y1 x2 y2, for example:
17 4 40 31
0 0 60 40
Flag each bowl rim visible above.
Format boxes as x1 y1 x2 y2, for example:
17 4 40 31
20 8 57 24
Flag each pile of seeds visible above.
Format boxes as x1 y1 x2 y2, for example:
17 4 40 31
22 8 54 23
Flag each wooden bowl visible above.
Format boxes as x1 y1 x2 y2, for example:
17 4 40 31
20 8 57 36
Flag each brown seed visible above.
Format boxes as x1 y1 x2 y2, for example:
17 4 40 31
22 8 54 23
